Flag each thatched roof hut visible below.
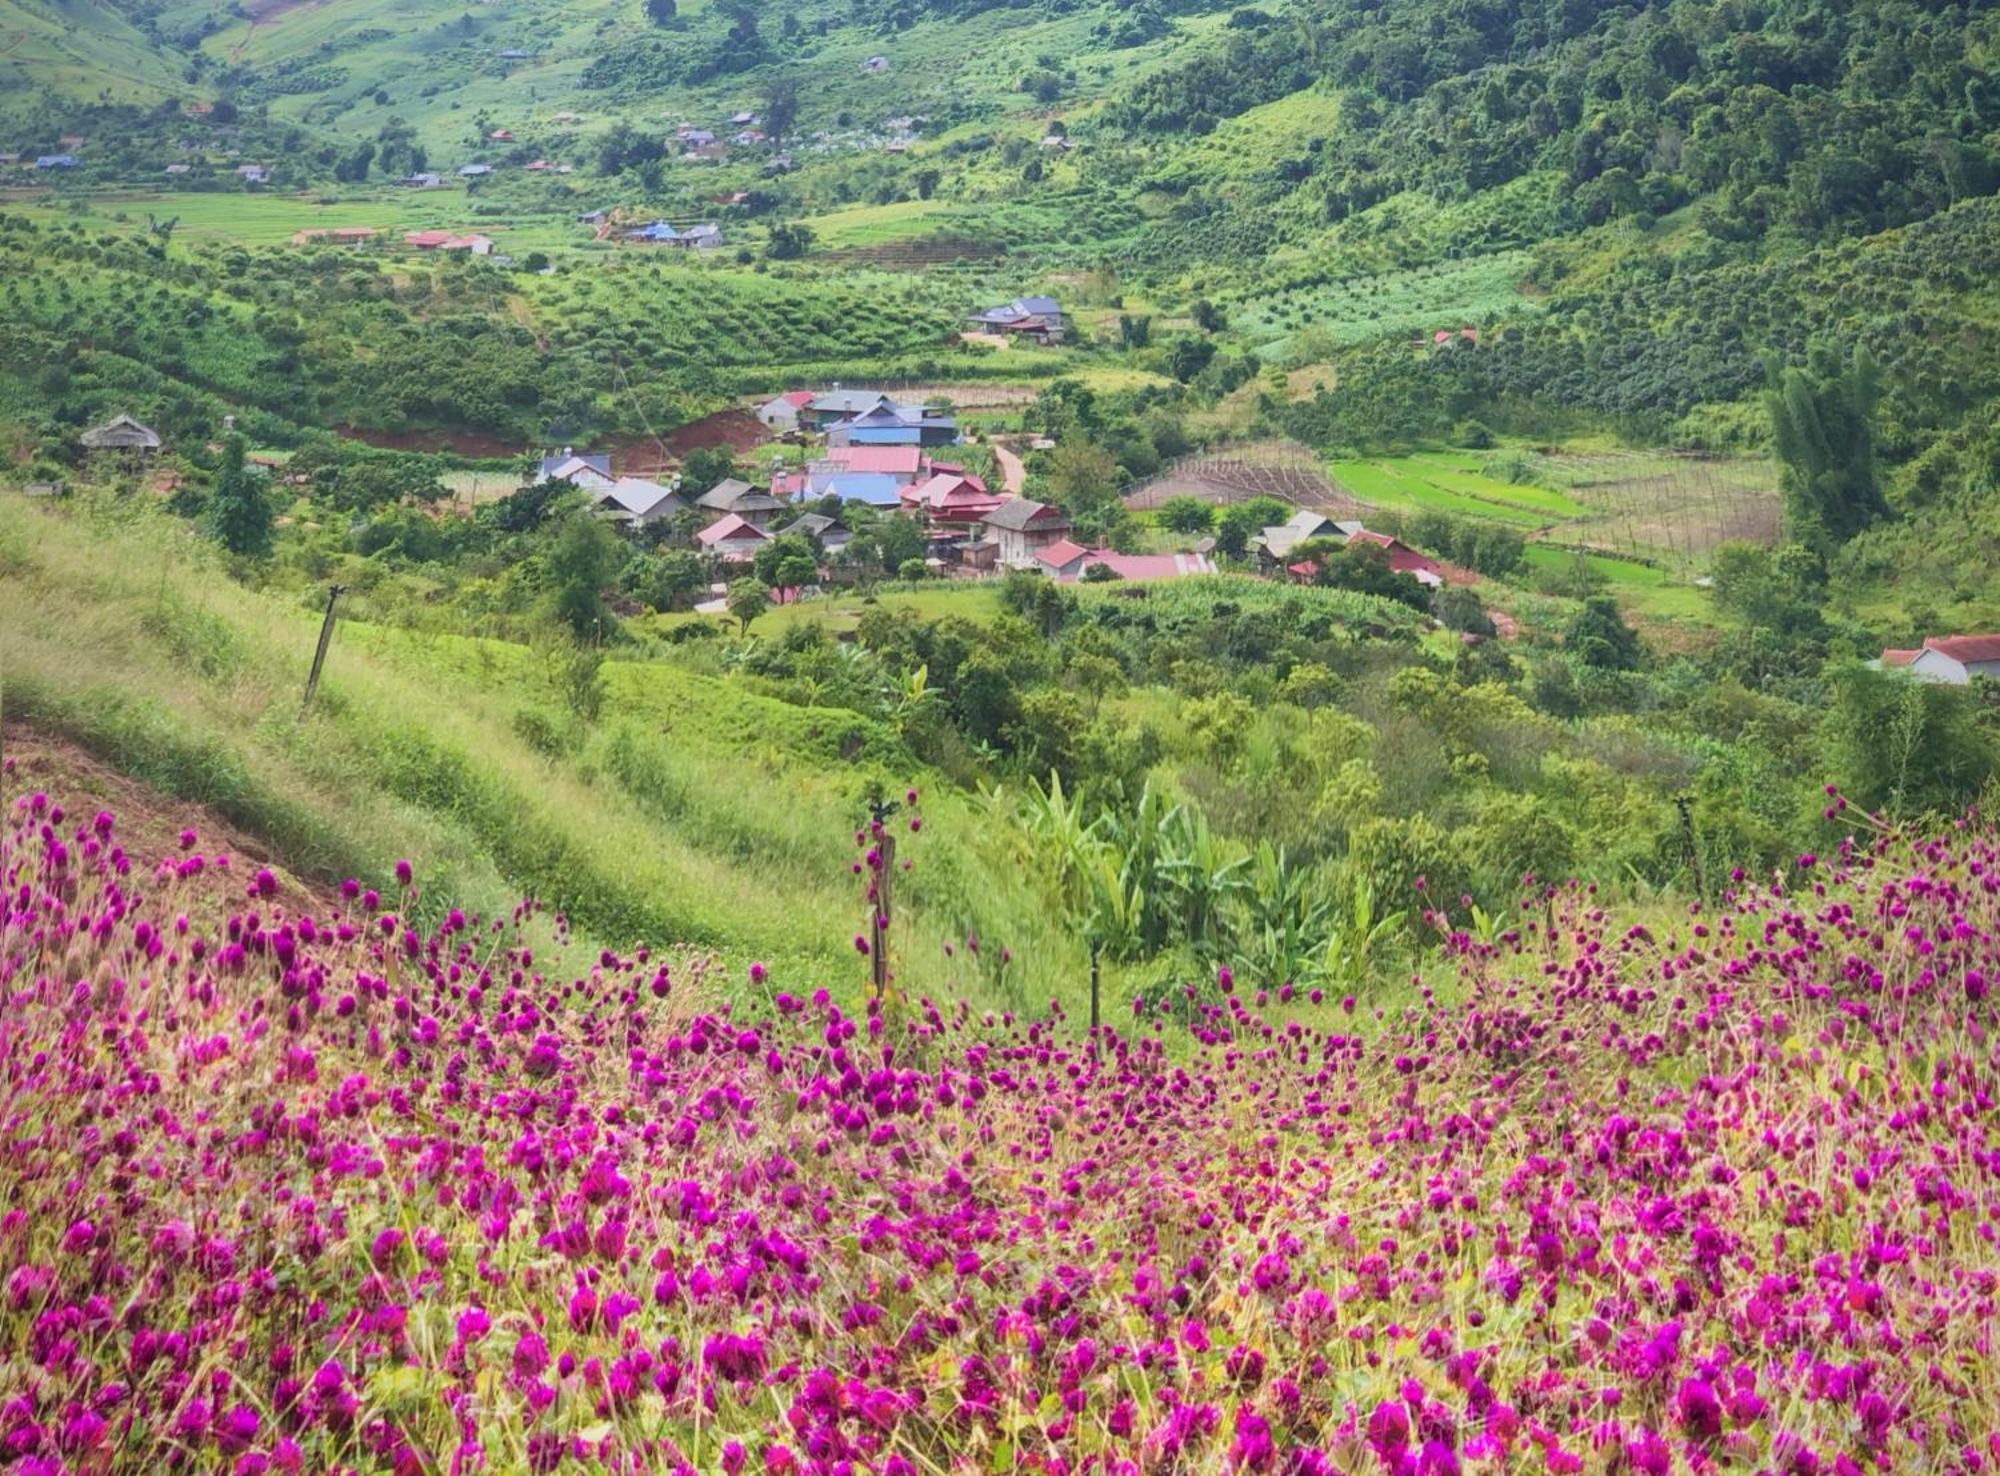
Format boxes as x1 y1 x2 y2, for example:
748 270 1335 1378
81 414 162 453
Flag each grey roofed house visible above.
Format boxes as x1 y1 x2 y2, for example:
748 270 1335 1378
982 497 1067 533
536 450 613 485
80 413 162 453
163 163 192 175
697 478 784 517
806 389 892 418
781 512 851 550
459 163 493 177
1256 509 1360 560
591 477 687 527
404 172 443 188
497 48 530 59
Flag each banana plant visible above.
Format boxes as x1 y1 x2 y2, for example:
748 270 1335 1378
1323 874 1406 993
1231 841 1334 989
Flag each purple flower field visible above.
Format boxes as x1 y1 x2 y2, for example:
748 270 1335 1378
3 779 1998 1475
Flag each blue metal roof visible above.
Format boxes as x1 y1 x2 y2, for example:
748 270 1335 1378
802 471 904 507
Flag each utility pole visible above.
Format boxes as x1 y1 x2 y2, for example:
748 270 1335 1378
300 584 347 720
1675 791 1705 904
865 796 900 1005
1089 937 1100 1034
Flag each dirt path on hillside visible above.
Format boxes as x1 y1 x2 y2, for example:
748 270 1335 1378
992 441 1025 495
2 725 336 917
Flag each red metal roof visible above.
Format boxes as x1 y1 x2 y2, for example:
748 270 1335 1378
1881 648 1920 666
1923 635 2000 663
696 514 769 546
403 230 453 247
1036 539 1087 568
1081 549 1216 581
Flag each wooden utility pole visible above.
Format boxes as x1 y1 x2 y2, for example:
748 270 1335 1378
1089 937 1100 1034
866 797 900 1004
300 584 347 720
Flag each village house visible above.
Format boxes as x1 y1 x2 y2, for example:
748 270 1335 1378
535 450 614 488
497 48 530 60
163 163 192 176
80 414 162 456
779 512 852 556
488 129 515 142
589 477 687 530
404 172 443 189
696 514 770 564
825 402 958 450
35 154 79 170
862 55 891 73
1347 529 1444 587
755 391 816 433
458 163 493 178
1036 544 1216 583
236 164 271 184
981 498 1072 568
903 470 1002 527
696 478 784 528
800 389 895 433
1881 635 2000 684
792 446 928 508
966 296 1066 344
1253 509 1362 570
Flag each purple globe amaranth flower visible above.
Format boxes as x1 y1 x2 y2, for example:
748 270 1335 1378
1675 1377 1724 1441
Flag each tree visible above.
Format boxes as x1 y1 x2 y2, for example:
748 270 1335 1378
726 578 771 634
1157 496 1216 534
1166 336 1217 382
207 434 273 558
547 508 623 640
1563 596 1642 670
626 549 705 612
761 77 799 145
1214 496 1292 559
680 446 738 495
1038 441 1120 513
767 222 815 260
754 533 819 597
1765 343 1889 554
1118 314 1152 349
914 168 941 200
1190 297 1224 332
644 0 676 22
1824 664 1996 819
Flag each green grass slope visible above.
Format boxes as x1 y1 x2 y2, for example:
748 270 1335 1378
0 489 1089 1009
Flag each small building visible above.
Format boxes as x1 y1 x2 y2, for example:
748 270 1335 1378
488 129 515 142
904 471 1002 527
696 477 784 527
458 163 493 178
236 163 271 184
497 48 530 59
81 414 162 456
1883 635 2000 685
626 221 681 244
812 445 925 484
35 154 80 170
1034 542 1214 583
730 111 758 126
825 402 956 449
981 498 1072 568
862 55 891 73
756 391 815 433
404 172 443 189
1253 509 1361 569
591 477 687 529
536 450 614 488
1347 529 1443 587
967 295 1065 344
163 163 192 176
780 512 852 555
577 208 608 224
696 513 770 563
801 389 895 432
682 222 724 249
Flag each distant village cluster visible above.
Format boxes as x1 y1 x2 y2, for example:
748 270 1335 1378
535 369 1218 594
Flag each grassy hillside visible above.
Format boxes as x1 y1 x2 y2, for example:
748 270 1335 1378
0 488 1092 1008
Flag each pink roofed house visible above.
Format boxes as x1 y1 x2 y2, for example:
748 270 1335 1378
696 513 770 563
1033 543 1214 583
1884 635 2000 684
820 445 925 478
1348 530 1444 587
904 471 1002 526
